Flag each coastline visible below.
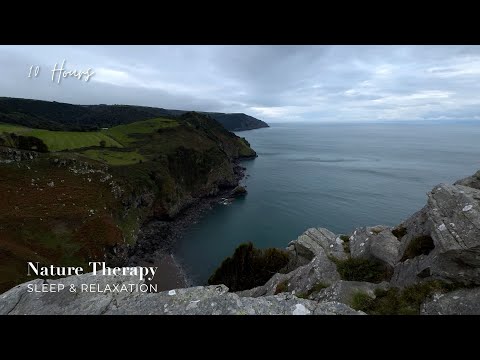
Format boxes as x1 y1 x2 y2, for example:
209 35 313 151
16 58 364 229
127 160 250 291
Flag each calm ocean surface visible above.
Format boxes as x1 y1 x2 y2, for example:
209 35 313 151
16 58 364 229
175 122 480 285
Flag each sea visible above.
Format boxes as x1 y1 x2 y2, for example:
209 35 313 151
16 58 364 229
174 121 480 285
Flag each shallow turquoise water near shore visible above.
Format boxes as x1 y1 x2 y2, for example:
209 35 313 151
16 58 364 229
175 122 480 285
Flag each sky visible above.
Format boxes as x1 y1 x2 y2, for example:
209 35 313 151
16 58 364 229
1 45 480 122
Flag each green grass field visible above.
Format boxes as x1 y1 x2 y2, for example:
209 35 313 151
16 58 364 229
29 130 122 151
0 117 179 163
82 149 145 166
0 123 29 132
0 123 122 151
0 118 178 151
104 118 178 146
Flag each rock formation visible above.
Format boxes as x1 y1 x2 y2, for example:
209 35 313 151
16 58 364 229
0 274 362 315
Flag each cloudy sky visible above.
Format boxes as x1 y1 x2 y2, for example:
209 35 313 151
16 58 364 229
1 45 480 122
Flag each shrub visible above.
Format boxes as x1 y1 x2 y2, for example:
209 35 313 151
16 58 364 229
16 135 49 152
208 242 290 292
334 257 391 283
351 281 455 315
274 280 289 294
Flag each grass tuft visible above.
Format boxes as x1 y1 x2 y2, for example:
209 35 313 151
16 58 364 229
351 281 459 315
296 282 329 299
275 280 289 295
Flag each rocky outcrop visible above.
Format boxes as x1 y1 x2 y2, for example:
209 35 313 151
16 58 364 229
286 227 347 269
349 225 400 268
421 287 480 315
234 228 347 298
236 170 480 314
454 170 480 190
0 273 362 315
237 251 340 298
391 182 480 287
231 185 247 197
0 146 38 163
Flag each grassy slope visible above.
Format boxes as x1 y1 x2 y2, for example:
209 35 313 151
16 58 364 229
103 118 178 146
0 123 122 151
0 112 256 293
82 149 145 166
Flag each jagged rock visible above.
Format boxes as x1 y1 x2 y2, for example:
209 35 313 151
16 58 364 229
454 170 480 190
0 273 362 315
421 287 480 315
349 225 400 268
392 182 480 287
313 280 390 305
311 301 365 315
0 147 38 162
237 247 340 298
231 185 247 196
390 255 433 286
286 227 347 270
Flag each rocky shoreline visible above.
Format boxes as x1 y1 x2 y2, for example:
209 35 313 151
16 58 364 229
127 161 251 290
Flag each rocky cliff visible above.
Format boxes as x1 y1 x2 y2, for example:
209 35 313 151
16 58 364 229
2 170 480 315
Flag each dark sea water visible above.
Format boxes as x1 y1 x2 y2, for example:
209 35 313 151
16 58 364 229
175 122 480 285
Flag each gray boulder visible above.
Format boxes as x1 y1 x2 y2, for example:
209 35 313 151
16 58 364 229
390 255 434 286
421 287 480 315
237 247 340 298
349 225 400 268
392 183 480 287
0 272 362 315
286 227 347 270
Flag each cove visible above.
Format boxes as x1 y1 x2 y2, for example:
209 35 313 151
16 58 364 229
174 121 480 285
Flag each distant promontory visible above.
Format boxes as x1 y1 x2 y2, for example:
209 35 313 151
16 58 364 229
0 97 269 132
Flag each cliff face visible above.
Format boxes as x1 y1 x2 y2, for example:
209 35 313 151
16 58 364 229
0 112 256 293
2 170 480 315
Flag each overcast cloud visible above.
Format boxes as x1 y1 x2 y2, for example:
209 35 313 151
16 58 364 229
1 45 480 122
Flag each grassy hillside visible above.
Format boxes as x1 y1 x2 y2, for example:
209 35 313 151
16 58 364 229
0 123 122 151
0 97 268 132
103 118 178 146
0 97 170 131
0 111 256 293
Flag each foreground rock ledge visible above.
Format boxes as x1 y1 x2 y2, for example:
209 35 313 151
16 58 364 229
0 274 363 315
